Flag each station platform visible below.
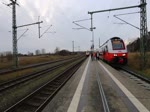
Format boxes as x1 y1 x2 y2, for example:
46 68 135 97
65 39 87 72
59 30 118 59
42 57 150 112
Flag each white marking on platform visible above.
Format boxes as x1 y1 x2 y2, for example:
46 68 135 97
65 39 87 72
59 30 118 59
67 57 90 112
98 61 149 112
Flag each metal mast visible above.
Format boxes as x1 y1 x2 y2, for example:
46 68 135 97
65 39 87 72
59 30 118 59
8 0 19 68
6 0 43 68
90 14 95 51
140 0 148 69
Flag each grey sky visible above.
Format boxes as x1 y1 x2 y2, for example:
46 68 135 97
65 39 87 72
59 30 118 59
0 0 150 54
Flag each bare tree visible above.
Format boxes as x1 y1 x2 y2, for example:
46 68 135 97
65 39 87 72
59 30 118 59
54 47 60 54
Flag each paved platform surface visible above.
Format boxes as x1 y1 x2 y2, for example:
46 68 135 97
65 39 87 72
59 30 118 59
42 57 150 112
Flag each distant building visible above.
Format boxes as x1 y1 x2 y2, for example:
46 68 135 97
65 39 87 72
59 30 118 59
41 49 46 55
35 50 41 55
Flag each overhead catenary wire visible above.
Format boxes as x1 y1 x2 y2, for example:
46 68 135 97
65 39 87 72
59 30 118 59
72 18 92 31
114 11 140 16
73 18 91 23
17 28 29 41
40 25 53 38
72 21 90 31
114 16 140 30
113 11 141 30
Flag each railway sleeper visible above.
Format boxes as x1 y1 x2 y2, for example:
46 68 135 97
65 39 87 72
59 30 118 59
44 87 56 92
51 82 61 86
25 98 44 107
34 93 49 100
40 90 52 95
47 84 59 89
14 104 37 112
53 80 64 83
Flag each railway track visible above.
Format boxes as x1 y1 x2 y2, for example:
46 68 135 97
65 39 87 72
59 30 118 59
119 66 150 84
96 66 110 112
4 57 85 112
0 57 83 92
0 56 81 75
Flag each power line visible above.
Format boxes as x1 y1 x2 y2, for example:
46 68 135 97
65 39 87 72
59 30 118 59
72 21 90 31
113 12 140 29
114 15 140 30
17 29 29 41
73 18 91 23
40 25 52 38
114 11 140 16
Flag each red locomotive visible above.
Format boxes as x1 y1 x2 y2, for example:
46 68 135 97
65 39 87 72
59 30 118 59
99 37 128 65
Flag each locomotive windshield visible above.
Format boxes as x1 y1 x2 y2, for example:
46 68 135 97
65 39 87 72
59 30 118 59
111 39 124 50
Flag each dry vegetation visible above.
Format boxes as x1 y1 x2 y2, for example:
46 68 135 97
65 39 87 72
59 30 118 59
0 55 74 69
0 59 82 111
128 52 150 79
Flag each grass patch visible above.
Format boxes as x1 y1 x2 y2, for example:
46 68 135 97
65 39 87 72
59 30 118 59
0 60 70 83
127 52 150 79
0 55 76 70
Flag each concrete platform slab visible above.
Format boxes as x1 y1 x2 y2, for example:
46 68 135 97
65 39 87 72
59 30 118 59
42 58 150 112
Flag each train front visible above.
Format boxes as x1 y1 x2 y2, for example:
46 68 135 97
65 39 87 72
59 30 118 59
109 37 128 65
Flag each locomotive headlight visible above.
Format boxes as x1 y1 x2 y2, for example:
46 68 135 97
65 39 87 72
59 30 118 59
114 54 117 56
122 53 126 56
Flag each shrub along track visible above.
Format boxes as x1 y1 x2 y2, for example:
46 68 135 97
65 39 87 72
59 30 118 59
0 58 85 112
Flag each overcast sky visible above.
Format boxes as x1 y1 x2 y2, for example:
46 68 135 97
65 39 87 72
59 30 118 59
0 0 150 54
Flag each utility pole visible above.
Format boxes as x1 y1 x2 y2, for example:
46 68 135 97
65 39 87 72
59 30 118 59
7 0 19 68
89 14 96 51
99 38 100 48
72 19 95 52
72 41 74 53
88 1 148 69
140 0 148 69
38 16 41 38
6 0 43 68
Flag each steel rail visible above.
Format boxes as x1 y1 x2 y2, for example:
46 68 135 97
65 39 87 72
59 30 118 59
4 58 85 112
0 56 81 75
96 67 110 112
120 66 150 84
0 58 81 92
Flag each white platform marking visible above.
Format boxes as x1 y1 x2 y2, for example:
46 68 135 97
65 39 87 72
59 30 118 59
67 57 90 112
98 61 149 112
